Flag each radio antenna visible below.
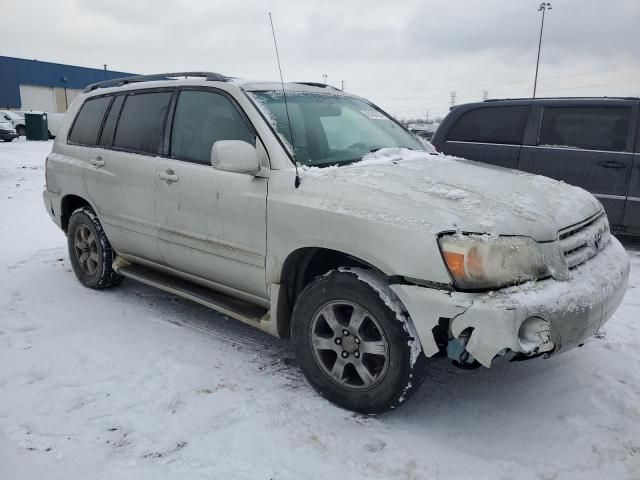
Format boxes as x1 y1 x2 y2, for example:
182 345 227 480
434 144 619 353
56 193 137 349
269 12 301 188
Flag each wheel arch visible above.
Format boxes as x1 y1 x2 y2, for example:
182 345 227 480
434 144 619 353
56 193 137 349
275 247 390 339
60 194 94 233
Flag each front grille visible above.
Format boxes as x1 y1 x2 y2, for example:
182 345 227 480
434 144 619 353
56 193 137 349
558 213 610 269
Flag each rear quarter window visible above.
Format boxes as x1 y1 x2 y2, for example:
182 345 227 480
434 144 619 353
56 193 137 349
113 91 173 155
538 107 632 152
68 96 112 146
447 106 529 145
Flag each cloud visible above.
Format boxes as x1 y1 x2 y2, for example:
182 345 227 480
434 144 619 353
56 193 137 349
2 0 639 117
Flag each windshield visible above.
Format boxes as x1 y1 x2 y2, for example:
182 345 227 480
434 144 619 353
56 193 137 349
250 91 423 167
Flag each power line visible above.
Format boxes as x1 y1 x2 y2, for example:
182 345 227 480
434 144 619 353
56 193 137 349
356 64 640 92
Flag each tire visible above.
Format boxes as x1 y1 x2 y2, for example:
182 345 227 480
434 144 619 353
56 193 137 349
16 126 25 137
292 268 428 413
67 206 123 289
3 139 13 142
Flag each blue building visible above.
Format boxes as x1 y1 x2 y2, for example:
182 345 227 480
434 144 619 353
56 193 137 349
0 55 133 112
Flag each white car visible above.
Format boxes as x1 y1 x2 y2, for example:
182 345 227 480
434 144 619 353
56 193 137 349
43 72 630 412
0 119 17 142
0 110 25 137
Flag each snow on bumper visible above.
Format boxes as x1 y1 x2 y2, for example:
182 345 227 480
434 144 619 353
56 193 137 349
391 237 630 367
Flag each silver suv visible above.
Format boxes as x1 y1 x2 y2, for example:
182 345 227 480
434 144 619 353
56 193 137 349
43 72 630 412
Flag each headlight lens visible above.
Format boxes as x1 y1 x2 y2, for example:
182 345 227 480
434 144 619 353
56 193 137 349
438 235 548 290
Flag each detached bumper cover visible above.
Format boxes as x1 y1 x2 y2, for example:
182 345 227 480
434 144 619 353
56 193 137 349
392 237 630 367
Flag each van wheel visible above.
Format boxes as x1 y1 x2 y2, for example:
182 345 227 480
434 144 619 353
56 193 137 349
17 126 25 137
292 268 428 413
67 207 123 289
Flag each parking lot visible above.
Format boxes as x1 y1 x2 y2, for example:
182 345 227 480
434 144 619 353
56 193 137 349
0 139 638 479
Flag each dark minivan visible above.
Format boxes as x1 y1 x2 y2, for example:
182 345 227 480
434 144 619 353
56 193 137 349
432 97 640 235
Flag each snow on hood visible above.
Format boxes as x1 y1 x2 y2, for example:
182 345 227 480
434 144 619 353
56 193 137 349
298 148 602 241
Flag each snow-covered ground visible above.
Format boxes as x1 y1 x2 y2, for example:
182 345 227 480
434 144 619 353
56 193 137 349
1 139 639 480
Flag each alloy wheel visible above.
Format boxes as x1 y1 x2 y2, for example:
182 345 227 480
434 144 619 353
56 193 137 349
74 224 99 275
310 300 390 391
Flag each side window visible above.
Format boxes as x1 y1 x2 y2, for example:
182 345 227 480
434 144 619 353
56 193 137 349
68 96 112 146
448 106 529 145
98 95 125 147
538 107 632 152
170 90 255 164
113 91 172 155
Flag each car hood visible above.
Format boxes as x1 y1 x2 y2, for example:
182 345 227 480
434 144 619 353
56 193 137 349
298 148 602 242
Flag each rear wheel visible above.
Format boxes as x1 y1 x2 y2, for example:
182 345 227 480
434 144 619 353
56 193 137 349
16 126 25 137
3 139 13 142
67 207 123 289
292 268 428 413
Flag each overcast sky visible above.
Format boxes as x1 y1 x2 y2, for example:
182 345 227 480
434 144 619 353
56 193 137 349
4 0 640 119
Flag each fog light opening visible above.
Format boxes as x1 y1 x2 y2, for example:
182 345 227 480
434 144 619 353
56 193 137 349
518 316 555 356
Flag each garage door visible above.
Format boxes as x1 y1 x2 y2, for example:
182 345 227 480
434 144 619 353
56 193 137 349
19 84 57 112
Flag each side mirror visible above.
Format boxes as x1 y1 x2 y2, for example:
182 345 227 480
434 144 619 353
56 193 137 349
210 140 260 175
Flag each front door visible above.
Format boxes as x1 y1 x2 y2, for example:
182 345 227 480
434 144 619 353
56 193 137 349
154 88 268 300
440 105 530 169
519 104 637 228
622 121 640 230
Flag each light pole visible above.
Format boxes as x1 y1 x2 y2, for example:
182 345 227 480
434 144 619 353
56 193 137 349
533 2 552 99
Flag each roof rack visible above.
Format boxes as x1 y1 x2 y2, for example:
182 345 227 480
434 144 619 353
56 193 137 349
484 96 640 102
294 82 340 90
84 71 228 93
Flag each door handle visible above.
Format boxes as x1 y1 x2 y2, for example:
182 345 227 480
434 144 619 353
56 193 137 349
90 156 105 167
598 160 626 169
158 170 179 183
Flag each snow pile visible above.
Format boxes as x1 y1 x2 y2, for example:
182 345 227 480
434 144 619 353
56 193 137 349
358 147 438 166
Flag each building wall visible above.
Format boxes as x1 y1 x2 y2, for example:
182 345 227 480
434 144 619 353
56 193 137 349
0 56 133 111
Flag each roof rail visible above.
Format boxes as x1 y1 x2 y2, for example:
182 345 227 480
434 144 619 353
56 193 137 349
294 82 340 90
484 96 640 102
84 71 228 93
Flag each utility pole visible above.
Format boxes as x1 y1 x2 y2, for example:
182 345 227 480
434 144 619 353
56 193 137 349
322 73 328 85
449 91 457 108
341 80 344 91
425 109 429 123
482 90 489 100
533 2 552 99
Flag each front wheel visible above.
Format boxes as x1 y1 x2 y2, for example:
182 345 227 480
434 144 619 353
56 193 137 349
292 269 428 413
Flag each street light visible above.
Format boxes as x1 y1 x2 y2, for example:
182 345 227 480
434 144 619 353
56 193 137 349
533 2 552 99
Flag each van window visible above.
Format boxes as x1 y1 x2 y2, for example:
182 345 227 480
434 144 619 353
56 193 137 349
447 106 529 145
538 107 631 152
113 92 172 155
98 95 125 147
68 96 112 146
170 90 255 164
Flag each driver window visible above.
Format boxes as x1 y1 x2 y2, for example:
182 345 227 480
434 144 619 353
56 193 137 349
170 90 255 164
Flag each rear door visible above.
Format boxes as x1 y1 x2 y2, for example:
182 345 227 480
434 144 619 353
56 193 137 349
83 90 173 262
518 101 637 227
438 104 530 169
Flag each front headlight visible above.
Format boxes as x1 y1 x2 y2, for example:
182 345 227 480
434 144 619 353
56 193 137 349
438 234 549 290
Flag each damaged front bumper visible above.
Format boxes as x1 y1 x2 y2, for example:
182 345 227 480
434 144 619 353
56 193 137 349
391 237 630 367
